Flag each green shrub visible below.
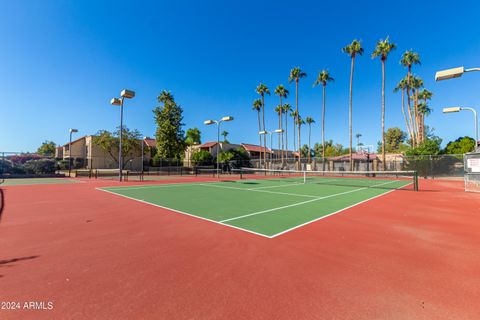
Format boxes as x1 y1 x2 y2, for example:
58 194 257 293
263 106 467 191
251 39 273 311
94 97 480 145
23 159 56 174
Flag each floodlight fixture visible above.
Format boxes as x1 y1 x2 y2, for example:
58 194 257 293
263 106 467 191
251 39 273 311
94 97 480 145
120 89 135 99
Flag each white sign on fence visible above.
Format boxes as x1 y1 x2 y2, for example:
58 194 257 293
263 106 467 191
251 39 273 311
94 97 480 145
467 158 480 172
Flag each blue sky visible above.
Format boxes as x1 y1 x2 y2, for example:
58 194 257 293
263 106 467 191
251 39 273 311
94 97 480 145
1 0 479 152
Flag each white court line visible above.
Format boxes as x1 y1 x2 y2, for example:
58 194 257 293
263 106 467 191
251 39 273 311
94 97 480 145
219 180 399 223
198 183 318 198
95 187 271 238
100 179 226 191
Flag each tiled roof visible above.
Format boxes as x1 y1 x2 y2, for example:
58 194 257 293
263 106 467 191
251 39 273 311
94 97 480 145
198 142 218 148
241 143 272 153
144 138 156 147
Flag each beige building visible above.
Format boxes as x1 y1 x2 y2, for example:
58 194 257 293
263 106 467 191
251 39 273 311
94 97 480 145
57 136 154 171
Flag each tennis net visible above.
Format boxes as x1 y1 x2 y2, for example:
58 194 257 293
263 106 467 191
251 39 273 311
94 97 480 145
233 168 418 191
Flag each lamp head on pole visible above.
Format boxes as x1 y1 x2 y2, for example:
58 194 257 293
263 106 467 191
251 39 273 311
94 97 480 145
221 116 234 122
204 120 215 125
120 89 135 99
435 67 465 81
443 107 461 113
273 129 284 133
69 129 78 133
258 131 268 135
110 98 121 106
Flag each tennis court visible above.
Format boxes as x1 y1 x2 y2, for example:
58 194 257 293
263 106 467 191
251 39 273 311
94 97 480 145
98 169 416 237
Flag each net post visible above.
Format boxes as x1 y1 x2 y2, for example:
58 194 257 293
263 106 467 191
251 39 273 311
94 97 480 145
414 171 418 191
303 171 306 184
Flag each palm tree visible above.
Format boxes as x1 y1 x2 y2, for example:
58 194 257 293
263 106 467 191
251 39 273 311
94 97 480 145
394 78 413 145
400 50 421 147
355 133 362 147
372 36 396 171
417 102 433 142
282 103 293 161
288 67 307 168
417 88 432 143
221 130 229 142
410 75 424 145
252 99 262 164
256 83 270 167
305 117 315 163
290 110 298 154
342 40 364 170
274 85 289 163
274 104 283 162
313 70 334 160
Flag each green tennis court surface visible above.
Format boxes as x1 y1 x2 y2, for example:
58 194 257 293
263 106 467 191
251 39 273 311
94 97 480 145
99 172 413 237
1 178 80 186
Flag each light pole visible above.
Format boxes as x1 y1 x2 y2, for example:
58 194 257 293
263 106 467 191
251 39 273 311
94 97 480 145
204 116 234 177
443 107 478 144
110 89 135 182
259 129 283 168
68 128 78 177
435 66 480 81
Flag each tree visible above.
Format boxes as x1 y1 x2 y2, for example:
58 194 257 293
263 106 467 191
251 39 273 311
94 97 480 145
405 136 442 156
378 127 407 153
274 104 283 157
191 149 213 165
444 136 476 154
256 83 270 167
290 110 298 153
342 39 364 170
394 77 414 144
252 99 263 156
288 67 307 168
37 141 56 157
274 85 289 163
372 36 396 170
305 117 315 163
355 133 362 147
153 90 185 159
282 103 293 158
185 128 201 146
300 144 314 159
221 130 229 143
93 127 142 168
313 70 334 160
400 50 421 147
417 89 433 143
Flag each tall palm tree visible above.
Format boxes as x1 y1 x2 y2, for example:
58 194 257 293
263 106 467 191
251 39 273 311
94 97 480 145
342 40 364 170
305 117 315 163
274 85 289 163
282 103 293 160
256 83 270 167
355 133 362 147
288 67 307 168
400 50 421 147
372 36 396 171
313 70 334 160
252 99 262 164
290 110 298 154
274 104 283 161
221 130 229 142
394 78 413 145
410 75 424 145
417 88 432 143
